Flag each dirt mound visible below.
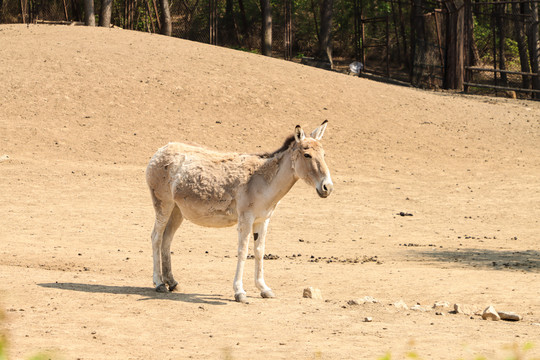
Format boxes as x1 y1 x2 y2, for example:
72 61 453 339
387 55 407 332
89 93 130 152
1 24 539 359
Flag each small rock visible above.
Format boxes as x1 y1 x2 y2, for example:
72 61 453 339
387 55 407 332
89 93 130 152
432 301 450 310
453 303 476 315
0 154 9 162
397 212 413 216
347 296 378 306
392 300 409 310
361 296 379 303
435 311 444 316
410 304 427 312
364 317 373 322
482 305 501 321
498 311 521 321
303 287 322 300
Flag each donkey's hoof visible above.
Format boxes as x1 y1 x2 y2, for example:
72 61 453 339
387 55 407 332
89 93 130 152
234 293 248 303
155 284 168 293
260 290 275 299
168 281 178 292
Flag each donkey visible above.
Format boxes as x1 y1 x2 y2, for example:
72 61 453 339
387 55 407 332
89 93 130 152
145 121 333 302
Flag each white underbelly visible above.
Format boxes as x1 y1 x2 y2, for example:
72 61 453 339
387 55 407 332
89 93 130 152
179 205 239 228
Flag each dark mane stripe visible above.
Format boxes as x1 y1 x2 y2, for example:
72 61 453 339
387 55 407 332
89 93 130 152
257 135 296 158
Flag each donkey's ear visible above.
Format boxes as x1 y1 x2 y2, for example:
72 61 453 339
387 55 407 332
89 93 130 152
294 125 306 143
310 120 328 140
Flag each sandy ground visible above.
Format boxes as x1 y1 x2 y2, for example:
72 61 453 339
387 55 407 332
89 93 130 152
0 24 539 360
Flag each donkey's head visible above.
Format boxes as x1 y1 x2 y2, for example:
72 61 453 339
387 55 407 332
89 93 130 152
292 120 334 198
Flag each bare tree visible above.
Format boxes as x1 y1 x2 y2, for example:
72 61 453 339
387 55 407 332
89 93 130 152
411 0 426 84
99 0 112 27
84 0 95 26
160 0 172 35
524 0 540 98
260 0 272 56
238 0 249 40
496 3 508 86
318 0 334 67
223 0 237 45
512 0 531 90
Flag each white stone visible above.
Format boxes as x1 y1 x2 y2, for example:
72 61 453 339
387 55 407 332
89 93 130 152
432 301 450 310
498 311 522 321
482 305 501 321
361 296 379 303
364 317 373 322
410 304 428 312
303 287 322 300
392 300 409 310
347 296 379 306
453 303 476 315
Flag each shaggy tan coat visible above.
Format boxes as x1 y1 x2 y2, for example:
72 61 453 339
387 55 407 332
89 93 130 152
146 122 333 302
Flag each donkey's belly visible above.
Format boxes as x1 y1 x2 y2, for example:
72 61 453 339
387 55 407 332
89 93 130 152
178 203 239 228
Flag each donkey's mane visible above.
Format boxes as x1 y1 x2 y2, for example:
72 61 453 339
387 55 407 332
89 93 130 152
256 135 296 159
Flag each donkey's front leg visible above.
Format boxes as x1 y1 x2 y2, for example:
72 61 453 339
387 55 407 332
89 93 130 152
233 214 254 303
253 219 274 299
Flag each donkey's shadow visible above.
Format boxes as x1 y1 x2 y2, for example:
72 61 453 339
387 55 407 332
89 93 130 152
38 282 229 305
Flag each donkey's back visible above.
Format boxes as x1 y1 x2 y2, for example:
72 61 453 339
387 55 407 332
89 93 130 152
146 142 266 228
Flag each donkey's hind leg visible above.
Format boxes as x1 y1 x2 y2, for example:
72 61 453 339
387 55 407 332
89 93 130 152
150 191 175 292
161 205 183 291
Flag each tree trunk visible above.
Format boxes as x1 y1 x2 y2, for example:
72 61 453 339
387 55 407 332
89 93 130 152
444 0 465 90
238 0 249 40
84 0 95 26
72 0 83 21
310 0 320 41
160 0 171 36
411 0 425 84
223 0 237 45
318 0 334 67
464 0 478 68
525 0 540 98
512 0 531 90
99 0 112 27
390 0 402 64
397 0 409 68
496 3 508 86
260 0 272 56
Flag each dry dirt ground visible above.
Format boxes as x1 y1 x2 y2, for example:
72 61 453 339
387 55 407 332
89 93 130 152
1 24 539 360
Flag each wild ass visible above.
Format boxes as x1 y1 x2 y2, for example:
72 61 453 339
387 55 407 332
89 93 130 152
146 121 333 302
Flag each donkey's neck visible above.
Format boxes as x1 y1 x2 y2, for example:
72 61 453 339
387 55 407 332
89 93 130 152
257 148 298 207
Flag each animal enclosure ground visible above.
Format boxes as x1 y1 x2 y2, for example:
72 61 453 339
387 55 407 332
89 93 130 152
0 24 539 360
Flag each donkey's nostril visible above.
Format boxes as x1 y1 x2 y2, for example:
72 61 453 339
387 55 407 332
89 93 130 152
323 184 328 192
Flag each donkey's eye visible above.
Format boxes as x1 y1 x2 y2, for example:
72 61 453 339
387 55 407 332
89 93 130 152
303 153 312 158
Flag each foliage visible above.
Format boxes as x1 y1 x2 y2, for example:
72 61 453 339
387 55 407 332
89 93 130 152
377 342 538 360
0 307 56 360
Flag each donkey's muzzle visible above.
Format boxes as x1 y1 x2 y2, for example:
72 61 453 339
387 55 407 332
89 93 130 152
317 181 334 198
